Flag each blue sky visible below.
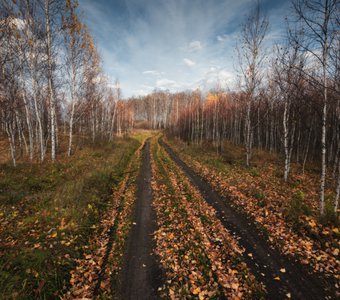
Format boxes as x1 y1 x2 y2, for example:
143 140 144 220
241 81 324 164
79 0 290 98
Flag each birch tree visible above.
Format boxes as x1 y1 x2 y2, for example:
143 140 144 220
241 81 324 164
293 0 339 215
63 0 86 156
237 2 268 167
273 37 306 181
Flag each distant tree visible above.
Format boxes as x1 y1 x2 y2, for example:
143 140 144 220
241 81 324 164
109 78 120 141
237 1 269 167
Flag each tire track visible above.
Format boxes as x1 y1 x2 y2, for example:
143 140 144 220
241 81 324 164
160 139 335 300
120 140 161 300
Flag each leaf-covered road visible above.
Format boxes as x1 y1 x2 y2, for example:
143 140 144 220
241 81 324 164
159 139 335 300
85 134 335 299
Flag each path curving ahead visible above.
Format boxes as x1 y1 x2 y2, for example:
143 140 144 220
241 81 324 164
120 140 161 300
160 139 336 300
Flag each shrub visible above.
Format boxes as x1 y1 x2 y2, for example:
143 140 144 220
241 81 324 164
319 197 339 226
286 190 311 230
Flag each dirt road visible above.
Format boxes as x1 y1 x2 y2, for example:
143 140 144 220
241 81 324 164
160 139 335 300
120 140 161 299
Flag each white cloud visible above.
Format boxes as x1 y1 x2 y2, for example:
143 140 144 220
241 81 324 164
132 89 149 96
197 68 235 91
189 40 202 51
143 70 158 75
143 70 164 76
156 78 177 88
217 34 228 42
183 58 196 67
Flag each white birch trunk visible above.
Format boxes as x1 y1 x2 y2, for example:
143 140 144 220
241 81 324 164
44 0 56 161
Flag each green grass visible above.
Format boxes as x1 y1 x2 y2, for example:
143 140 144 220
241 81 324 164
0 133 150 299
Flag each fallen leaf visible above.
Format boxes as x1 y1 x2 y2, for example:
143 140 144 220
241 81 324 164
308 220 316 227
59 218 65 230
35 279 46 294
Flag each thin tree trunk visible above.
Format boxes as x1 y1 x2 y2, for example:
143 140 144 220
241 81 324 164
245 100 252 167
5 121 16 167
283 98 290 181
44 0 56 161
302 127 312 175
334 159 340 213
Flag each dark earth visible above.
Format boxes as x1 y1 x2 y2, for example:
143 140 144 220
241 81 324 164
120 141 162 299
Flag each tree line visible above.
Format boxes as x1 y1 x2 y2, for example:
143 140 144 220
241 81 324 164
130 0 340 215
1 0 339 215
0 0 134 165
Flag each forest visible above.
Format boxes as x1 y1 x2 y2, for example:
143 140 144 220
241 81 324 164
0 0 339 299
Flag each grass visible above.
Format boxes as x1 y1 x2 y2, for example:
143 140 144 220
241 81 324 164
0 133 148 299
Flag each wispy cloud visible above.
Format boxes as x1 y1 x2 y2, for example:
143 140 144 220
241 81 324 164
156 78 177 88
80 0 290 97
183 58 196 67
188 40 203 51
143 70 163 76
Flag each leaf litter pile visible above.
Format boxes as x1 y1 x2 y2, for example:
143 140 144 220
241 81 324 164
165 138 340 287
151 138 265 299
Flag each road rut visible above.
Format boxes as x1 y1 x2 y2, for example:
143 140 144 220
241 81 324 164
160 139 335 300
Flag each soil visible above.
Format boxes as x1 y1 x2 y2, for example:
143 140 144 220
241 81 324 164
160 139 336 300
119 140 162 300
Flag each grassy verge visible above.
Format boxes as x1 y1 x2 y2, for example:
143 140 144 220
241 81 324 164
66 132 153 298
165 136 339 282
151 135 264 299
0 133 145 299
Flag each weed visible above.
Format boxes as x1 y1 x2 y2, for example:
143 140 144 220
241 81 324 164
254 191 266 207
205 158 230 174
249 168 260 177
286 190 311 230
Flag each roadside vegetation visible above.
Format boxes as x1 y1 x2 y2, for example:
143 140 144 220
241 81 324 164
0 133 149 299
